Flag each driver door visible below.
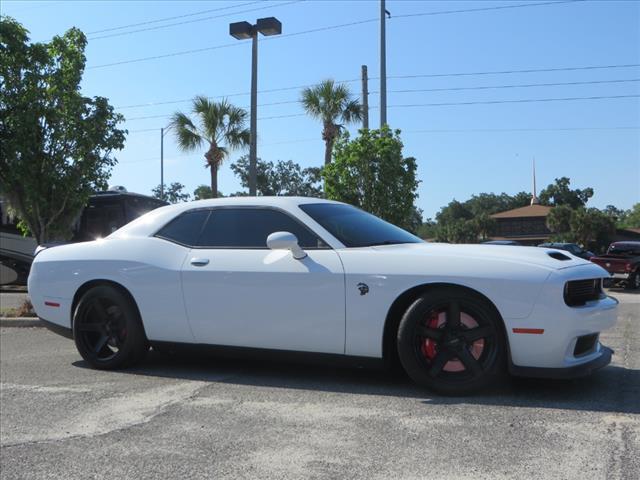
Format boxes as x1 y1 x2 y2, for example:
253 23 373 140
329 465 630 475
180 207 346 354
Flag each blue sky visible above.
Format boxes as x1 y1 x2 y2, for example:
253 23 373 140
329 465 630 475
3 0 639 218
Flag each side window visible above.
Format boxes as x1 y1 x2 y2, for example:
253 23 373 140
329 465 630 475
196 208 326 249
155 210 210 246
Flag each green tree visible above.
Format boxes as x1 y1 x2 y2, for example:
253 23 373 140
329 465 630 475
230 156 322 197
323 127 419 230
193 185 218 200
602 204 625 223
440 219 480 244
300 79 362 166
472 213 496 241
0 18 125 243
547 205 614 251
570 208 615 251
431 191 530 243
417 218 437 239
546 204 574 240
169 97 249 199
539 177 593 208
151 182 190 203
618 203 640 228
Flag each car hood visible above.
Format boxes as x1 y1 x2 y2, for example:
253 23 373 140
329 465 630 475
367 242 595 271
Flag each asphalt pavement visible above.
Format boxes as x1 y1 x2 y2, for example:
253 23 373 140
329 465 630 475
0 292 638 479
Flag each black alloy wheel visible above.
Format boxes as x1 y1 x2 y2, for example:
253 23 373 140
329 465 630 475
397 288 506 395
73 285 148 369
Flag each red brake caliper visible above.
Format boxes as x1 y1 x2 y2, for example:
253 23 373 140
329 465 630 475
421 311 441 361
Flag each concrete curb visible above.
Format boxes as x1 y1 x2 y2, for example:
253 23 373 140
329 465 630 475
0 317 43 328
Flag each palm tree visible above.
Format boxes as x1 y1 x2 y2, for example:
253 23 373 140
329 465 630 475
301 79 362 166
169 97 250 198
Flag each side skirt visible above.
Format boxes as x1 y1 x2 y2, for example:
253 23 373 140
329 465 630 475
149 341 384 370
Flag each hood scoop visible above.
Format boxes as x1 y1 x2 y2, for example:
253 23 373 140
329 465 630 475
547 251 571 261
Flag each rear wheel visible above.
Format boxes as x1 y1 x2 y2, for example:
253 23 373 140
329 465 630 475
397 288 506 395
73 285 148 369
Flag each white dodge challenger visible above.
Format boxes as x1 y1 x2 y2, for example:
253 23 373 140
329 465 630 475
28 197 618 394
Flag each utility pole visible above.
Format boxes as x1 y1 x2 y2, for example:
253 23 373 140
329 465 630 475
380 0 388 128
361 65 369 130
160 127 164 199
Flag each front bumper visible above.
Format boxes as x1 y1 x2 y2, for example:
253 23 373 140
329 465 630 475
509 345 613 379
506 265 618 371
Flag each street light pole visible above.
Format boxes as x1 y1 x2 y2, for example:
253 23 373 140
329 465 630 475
249 32 258 196
230 17 282 196
160 127 164 199
361 65 369 130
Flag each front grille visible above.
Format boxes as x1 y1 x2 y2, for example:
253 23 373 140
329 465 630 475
574 333 598 356
564 279 604 307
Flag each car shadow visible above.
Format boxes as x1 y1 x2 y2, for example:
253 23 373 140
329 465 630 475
73 350 640 415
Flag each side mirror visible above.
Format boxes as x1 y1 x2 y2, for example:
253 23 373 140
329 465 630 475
266 231 307 260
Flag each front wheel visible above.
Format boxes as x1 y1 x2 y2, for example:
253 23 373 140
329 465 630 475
397 288 506 395
73 285 148 370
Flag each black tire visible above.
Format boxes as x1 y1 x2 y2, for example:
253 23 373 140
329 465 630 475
625 272 640 290
397 288 506 395
73 285 148 370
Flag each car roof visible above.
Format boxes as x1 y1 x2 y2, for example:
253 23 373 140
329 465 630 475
109 196 344 240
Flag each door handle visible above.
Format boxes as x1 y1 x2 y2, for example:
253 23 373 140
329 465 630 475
190 258 210 267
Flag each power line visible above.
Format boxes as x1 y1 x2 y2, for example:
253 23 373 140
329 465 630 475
125 126 640 143
126 111 306 122
260 126 640 144
88 1 585 69
116 79 359 109
86 18 377 69
127 128 159 134
115 64 640 111
89 0 578 41
388 63 640 80
389 94 640 108
87 1 262 35
405 126 640 134
393 0 583 20
389 78 640 93
88 1 303 41
123 93 638 124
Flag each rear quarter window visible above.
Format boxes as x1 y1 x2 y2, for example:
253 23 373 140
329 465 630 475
155 210 210 246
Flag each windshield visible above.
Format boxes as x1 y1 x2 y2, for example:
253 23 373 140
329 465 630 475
299 203 423 248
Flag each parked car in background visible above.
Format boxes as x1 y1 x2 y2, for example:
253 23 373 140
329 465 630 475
29 197 617 395
1 188 167 285
538 242 595 260
482 240 522 246
590 241 640 289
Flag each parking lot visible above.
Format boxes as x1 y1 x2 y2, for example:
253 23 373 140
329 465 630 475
0 290 638 480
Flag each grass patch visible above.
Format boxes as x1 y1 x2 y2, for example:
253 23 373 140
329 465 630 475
1 299 36 318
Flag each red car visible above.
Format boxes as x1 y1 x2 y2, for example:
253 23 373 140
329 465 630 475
590 241 640 289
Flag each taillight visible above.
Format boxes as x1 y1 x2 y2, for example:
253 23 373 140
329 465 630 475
626 263 633 272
